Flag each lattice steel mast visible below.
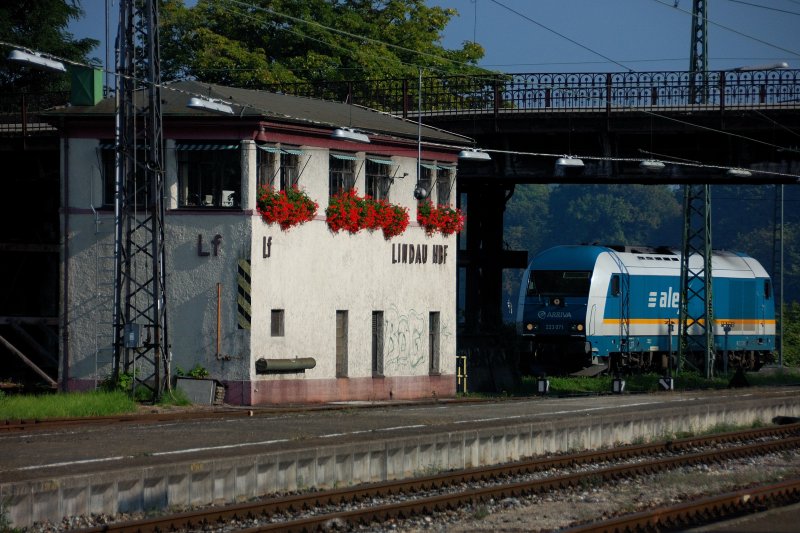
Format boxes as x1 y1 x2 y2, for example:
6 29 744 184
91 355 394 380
112 0 169 398
688 0 709 104
678 0 714 378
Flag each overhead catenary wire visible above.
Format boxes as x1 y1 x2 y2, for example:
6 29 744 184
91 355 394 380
222 0 491 75
3 35 799 180
651 0 800 58
723 0 800 17
487 0 634 72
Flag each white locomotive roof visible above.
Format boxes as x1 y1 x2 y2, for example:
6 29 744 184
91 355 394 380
597 246 767 279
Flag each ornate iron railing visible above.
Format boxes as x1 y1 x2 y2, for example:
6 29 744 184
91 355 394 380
266 69 800 119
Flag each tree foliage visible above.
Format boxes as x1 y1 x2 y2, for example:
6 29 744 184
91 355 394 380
159 0 486 86
0 0 98 92
781 301 800 366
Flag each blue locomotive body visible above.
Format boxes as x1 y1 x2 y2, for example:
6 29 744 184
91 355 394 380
516 245 775 373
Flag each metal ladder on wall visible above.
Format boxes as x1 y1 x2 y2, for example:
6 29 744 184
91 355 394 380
93 208 116 388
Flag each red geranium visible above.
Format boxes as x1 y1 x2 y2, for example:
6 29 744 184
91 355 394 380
417 201 465 235
256 186 318 230
326 190 409 239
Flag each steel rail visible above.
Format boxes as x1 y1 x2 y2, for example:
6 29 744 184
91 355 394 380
562 477 800 532
75 424 800 533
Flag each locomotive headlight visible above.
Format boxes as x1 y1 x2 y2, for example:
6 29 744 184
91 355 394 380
576 324 584 332
526 323 534 331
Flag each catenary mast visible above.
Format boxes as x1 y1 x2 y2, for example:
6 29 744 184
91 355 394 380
678 0 715 378
112 0 169 398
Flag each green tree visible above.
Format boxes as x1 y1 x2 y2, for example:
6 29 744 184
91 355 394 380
781 301 800 367
159 0 486 86
545 184 682 248
0 0 98 92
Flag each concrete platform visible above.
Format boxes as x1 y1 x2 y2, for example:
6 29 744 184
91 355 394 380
2 387 799 528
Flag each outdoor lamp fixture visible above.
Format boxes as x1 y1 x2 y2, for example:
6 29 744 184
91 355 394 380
733 61 789 71
254 126 269 145
556 156 584 168
8 49 66 73
331 127 370 143
639 159 666 171
458 148 491 161
727 168 753 178
187 97 234 115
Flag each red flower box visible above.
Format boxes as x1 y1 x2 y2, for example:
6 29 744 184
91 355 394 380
417 201 465 235
256 186 318 230
326 190 409 239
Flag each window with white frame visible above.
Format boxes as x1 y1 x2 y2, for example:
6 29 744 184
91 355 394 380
256 145 279 189
329 152 356 197
417 162 435 202
98 143 116 207
365 156 392 200
99 142 151 208
177 142 241 208
280 147 302 190
436 165 454 206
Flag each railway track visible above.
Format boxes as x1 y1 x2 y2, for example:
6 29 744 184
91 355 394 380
563 477 800 532
74 424 800 533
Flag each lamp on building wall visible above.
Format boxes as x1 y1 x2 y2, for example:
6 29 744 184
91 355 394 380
8 49 66 73
254 126 269 145
331 127 370 143
458 148 492 161
187 97 234 115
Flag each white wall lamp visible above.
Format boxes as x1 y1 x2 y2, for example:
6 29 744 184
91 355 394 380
8 49 66 73
640 159 666 171
187 97 234 115
726 168 753 178
458 148 491 161
556 156 584 168
331 127 370 143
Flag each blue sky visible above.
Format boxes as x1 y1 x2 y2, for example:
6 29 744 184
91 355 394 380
69 0 799 74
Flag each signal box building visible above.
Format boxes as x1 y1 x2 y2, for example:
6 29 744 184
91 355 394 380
52 81 468 405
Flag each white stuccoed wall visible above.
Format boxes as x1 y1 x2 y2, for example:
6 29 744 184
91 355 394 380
62 137 457 403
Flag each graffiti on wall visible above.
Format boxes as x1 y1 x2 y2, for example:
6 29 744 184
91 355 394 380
384 304 425 372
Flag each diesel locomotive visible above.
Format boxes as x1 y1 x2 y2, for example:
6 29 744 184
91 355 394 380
516 244 775 374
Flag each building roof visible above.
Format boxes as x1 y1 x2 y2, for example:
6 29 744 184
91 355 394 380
48 79 471 145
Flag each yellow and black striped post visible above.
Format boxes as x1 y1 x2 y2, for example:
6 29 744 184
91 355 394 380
237 259 251 329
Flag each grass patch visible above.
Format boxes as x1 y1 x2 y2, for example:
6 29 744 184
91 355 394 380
0 390 137 420
519 367 800 396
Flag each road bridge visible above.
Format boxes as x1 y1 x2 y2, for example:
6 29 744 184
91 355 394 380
270 70 800 341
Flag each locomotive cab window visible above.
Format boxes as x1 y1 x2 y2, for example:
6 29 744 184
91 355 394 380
765 279 772 299
528 270 591 296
